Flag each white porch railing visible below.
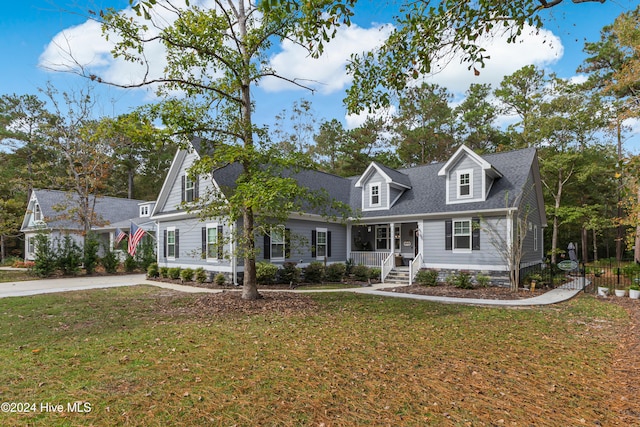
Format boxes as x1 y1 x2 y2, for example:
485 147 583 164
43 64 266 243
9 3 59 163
381 252 395 283
409 252 423 285
350 251 391 267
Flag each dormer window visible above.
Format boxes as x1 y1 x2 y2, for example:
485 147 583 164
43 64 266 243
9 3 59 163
457 170 472 198
139 205 150 217
370 183 380 206
181 174 198 203
33 203 42 221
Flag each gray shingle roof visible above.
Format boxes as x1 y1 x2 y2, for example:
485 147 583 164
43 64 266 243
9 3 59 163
27 189 148 231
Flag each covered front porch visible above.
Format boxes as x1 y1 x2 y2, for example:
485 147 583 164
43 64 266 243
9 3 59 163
348 221 423 284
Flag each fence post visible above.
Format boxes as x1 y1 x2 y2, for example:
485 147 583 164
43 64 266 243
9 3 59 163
581 262 586 293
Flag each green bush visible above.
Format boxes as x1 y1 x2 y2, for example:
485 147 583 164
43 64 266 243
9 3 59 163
56 235 82 276
256 262 278 285
159 267 169 279
415 269 439 287
278 262 300 284
622 263 640 280
168 267 182 280
369 267 381 280
83 233 100 275
147 262 159 278
194 268 208 284
33 233 57 277
352 265 370 282
475 274 491 287
325 263 346 282
453 271 474 289
100 244 120 274
214 273 226 286
136 238 156 271
303 262 325 283
180 268 194 282
123 254 138 273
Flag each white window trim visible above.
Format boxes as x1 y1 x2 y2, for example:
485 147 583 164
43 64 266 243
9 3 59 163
33 203 42 221
206 223 219 261
457 169 473 199
167 226 176 260
369 182 381 207
140 205 150 217
533 225 538 252
316 228 328 260
184 175 195 202
452 218 472 253
271 225 285 262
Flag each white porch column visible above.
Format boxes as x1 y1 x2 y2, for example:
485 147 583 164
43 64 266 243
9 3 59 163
346 223 352 261
418 220 424 260
390 222 395 254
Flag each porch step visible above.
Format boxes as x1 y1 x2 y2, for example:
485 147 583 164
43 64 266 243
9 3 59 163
384 267 412 285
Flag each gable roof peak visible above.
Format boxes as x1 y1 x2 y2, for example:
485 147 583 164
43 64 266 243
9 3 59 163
355 161 411 189
437 144 502 177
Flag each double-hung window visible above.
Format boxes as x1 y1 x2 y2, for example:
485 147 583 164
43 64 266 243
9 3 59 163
33 204 42 221
270 226 285 261
457 170 472 198
375 225 389 250
316 228 327 259
184 175 195 202
370 183 380 207
207 226 218 259
453 220 471 250
167 228 176 258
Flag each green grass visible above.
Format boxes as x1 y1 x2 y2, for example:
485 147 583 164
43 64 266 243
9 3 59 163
0 286 631 426
0 270 35 283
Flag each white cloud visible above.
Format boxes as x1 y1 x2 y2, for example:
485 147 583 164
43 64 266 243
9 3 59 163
262 23 393 95
422 23 564 96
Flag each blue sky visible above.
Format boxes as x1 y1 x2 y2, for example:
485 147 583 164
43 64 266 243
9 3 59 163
1 0 639 151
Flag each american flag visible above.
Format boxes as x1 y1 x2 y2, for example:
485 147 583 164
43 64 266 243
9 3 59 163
115 227 126 245
127 222 146 256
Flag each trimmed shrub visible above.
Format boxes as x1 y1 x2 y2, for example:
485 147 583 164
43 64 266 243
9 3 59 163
194 268 208 284
168 267 182 280
476 274 491 287
33 233 57 277
159 267 169 279
56 235 82 276
147 262 159 278
369 267 381 281
278 262 300 284
415 269 439 287
304 262 325 283
136 238 156 271
180 268 194 282
83 233 100 275
100 245 119 274
214 273 226 286
453 271 474 289
325 263 346 282
123 255 138 273
256 262 278 285
352 265 370 282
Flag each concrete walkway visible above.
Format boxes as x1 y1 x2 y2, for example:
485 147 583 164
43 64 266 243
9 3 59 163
0 269 585 306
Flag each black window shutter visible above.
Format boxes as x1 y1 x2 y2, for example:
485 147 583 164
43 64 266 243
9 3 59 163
285 228 291 259
201 227 206 258
472 218 480 250
181 176 185 203
445 220 452 251
163 229 167 258
175 229 180 258
327 231 332 258
217 225 224 259
195 175 200 200
311 230 317 257
264 233 271 260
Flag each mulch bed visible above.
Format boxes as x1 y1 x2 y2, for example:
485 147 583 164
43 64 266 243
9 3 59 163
382 284 552 300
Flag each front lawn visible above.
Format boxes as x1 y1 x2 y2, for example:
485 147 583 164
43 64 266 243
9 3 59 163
0 286 635 426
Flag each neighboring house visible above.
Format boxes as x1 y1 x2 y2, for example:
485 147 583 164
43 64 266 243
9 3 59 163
20 189 154 260
151 140 546 286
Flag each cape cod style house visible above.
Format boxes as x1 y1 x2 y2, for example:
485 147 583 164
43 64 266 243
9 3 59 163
20 189 155 260
151 139 546 286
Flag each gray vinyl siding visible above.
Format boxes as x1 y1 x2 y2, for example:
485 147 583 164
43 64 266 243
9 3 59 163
362 171 389 210
258 218 347 265
422 216 507 268
447 157 482 202
519 172 544 265
157 217 232 270
164 150 200 213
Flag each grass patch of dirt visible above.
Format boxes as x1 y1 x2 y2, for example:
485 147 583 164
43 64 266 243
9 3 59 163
383 283 552 299
0 286 637 426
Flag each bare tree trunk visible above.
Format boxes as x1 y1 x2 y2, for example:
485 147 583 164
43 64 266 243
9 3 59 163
0 235 5 262
592 228 598 262
581 227 588 262
635 185 640 264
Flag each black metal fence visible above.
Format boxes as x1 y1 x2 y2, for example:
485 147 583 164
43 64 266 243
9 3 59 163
519 260 640 293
